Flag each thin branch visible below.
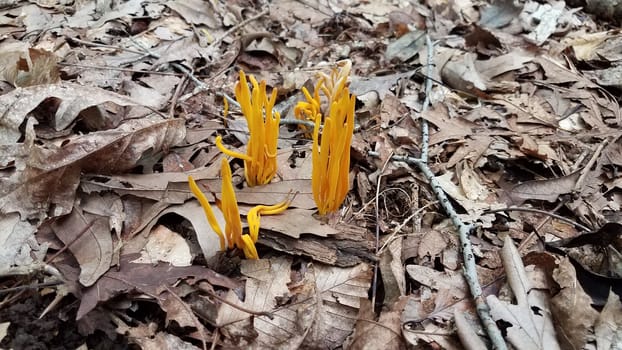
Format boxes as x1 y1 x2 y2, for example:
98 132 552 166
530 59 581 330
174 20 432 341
419 35 434 162
381 35 508 350
66 36 148 55
202 288 274 319
209 9 270 48
574 137 609 192
398 155 507 350
58 63 184 76
371 151 393 308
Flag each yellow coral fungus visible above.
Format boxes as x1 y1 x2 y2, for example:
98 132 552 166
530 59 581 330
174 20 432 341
295 61 356 215
188 176 226 251
219 71 281 186
188 158 258 259
317 60 352 106
311 88 355 215
247 200 291 242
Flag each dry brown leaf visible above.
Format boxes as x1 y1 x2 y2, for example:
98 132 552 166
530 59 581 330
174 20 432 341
251 207 338 237
348 299 405 350
0 82 141 140
378 236 406 304
51 206 113 287
350 71 415 98
509 170 581 202
115 320 201 350
417 230 448 259
406 265 468 301
420 104 479 145
550 257 599 350
1 117 185 220
166 0 221 28
0 47 60 87
217 257 372 348
441 51 488 93
77 254 237 319
475 50 534 80
82 169 314 209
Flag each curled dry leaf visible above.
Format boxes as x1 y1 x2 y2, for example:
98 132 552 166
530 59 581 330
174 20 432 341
0 117 185 220
0 81 141 142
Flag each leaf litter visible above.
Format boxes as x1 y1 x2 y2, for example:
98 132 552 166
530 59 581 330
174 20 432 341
1 0 622 349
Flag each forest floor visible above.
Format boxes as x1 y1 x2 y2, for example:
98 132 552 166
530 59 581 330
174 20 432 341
1 0 621 349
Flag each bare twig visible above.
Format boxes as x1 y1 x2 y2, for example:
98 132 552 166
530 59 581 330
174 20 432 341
169 73 189 118
0 280 63 295
209 9 270 48
380 36 508 350
202 288 274 319
574 138 609 192
419 35 434 162
371 151 393 308
58 63 184 76
66 37 147 55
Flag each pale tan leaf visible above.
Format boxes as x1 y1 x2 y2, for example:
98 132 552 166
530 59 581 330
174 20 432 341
0 212 40 274
487 235 560 350
241 207 338 238
51 206 113 287
510 170 581 202
133 200 224 261
132 225 192 267
217 258 372 349
595 291 622 350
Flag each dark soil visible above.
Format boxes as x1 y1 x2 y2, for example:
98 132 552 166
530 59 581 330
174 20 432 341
0 293 128 350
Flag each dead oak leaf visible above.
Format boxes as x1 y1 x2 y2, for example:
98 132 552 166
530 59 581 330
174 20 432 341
77 253 238 320
0 81 141 142
1 117 185 220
